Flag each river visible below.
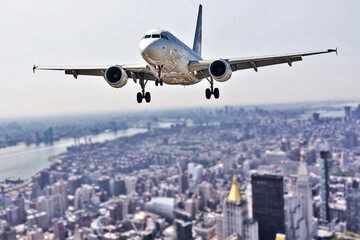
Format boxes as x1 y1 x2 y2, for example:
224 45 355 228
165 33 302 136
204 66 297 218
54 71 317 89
0 128 147 181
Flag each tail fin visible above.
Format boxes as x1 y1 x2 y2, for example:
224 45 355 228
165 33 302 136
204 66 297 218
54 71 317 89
193 4 202 56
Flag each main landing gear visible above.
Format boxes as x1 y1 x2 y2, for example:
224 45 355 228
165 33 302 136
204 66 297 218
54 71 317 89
137 73 151 103
155 65 163 86
205 77 220 99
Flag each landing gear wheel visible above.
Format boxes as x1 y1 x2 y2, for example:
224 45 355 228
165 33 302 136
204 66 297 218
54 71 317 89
155 80 159 86
205 88 211 99
160 79 163 86
214 88 220 99
145 92 151 103
137 92 143 103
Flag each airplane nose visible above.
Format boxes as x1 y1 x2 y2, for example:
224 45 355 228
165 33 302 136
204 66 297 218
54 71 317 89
140 39 161 58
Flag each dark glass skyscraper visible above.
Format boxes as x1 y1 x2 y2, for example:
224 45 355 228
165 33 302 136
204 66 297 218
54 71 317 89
319 151 330 225
251 174 285 240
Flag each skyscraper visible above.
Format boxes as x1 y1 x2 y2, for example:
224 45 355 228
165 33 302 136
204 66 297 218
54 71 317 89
344 106 351 121
175 218 193 240
319 151 330 225
296 150 313 238
188 163 203 182
52 219 66 240
252 174 284 240
114 177 126 196
11 195 25 223
217 176 258 240
98 176 111 196
284 193 306 240
54 180 68 212
346 179 360 233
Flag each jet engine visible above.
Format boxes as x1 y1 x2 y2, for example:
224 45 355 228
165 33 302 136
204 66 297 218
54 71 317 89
209 59 232 82
104 66 128 88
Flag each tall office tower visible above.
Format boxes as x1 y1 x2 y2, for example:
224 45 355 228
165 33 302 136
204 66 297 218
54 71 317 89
306 148 317 165
223 176 248 238
197 182 213 208
280 138 291 152
319 151 330 225
296 150 313 238
312 112 320 123
175 218 193 240
114 177 126 196
98 176 111 196
188 163 203 182
217 176 258 240
179 173 188 194
346 179 360 233
222 151 232 174
284 193 306 240
68 175 82 195
344 106 351 121
54 180 68 211
252 174 285 240
5 206 19 226
52 194 64 218
0 220 16 239
38 196 55 224
52 219 66 240
11 195 25 223
185 195 199 219
124 177 137 195
344 131 358 149
109 203 123 221
40 170 50 189
74 185 95 210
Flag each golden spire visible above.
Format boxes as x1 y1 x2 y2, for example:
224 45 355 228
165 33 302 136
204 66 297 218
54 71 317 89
300 148 306 161
228 175 242 202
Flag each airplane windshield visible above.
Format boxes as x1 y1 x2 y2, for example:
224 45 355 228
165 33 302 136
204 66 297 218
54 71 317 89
143 35 151 39
152 34 160 38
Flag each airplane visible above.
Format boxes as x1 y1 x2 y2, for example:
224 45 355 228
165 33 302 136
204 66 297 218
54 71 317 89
33 4 337 103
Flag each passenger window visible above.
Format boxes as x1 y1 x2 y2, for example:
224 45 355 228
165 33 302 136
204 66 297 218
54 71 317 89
144 35 151 39
152 34 160 38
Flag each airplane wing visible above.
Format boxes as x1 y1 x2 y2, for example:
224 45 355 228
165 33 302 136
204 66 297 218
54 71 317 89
33 64 156 80
189 49 337 79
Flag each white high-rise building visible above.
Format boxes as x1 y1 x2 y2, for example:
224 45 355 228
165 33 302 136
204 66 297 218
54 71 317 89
188 163 203 182
54 180 68 212
284 193 306 240
74 185 95 210
217 176 258 240
296 150 314 238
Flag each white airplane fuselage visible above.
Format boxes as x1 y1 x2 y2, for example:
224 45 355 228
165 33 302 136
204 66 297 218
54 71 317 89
139 29 202 85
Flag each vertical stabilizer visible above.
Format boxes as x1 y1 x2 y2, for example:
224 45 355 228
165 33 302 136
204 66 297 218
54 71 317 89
193 4 202 56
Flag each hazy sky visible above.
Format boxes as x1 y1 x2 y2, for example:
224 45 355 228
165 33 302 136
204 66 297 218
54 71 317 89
0 0 358 117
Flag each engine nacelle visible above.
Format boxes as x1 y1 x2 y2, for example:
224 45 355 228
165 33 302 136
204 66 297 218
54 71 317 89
209 59 232 82
104 66 128 88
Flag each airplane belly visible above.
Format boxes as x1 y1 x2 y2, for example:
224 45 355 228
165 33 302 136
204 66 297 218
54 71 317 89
163 50 177 72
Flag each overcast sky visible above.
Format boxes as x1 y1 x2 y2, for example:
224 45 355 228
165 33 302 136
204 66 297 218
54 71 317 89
0 0 358 118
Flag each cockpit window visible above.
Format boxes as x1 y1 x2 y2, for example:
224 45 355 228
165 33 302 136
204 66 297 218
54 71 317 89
152 34 160 38
161 34 169 40
144 35 151 39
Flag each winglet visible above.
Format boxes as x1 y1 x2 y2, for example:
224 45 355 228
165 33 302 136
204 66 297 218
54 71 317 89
328 48 338 56
193 4 202 57
33 65 37 73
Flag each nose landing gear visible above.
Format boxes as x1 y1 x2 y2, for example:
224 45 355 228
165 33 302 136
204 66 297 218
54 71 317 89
205 77 220 99
136 73 151 103
155 65 163 86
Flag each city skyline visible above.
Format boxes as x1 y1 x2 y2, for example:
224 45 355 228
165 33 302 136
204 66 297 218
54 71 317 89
0 0 358 117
